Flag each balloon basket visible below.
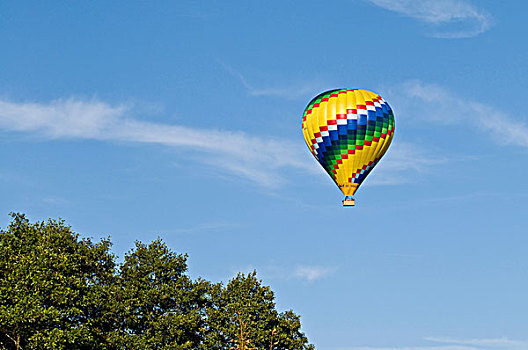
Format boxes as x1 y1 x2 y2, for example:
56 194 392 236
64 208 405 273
342 198 355 207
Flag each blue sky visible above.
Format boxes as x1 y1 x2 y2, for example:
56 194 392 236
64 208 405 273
1 1 527 349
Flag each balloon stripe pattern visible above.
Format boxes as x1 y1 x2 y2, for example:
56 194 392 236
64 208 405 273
301 89 395 197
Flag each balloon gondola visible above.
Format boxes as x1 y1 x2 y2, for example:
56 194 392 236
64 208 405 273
342 196 355 207
301 89 395 206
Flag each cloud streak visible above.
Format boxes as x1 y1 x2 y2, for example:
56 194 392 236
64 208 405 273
0 98 314 188
368 141 445 185
341 336 528 350
0 97 436 189
168 221 242 234
386 80 528 149
293 265 336 282
366 0 493 38
219 61 323 100
425 336 528 349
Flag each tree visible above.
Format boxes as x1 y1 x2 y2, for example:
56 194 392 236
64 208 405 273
202 271 314 350
0 213 117 349
0 214 315 350
113 239 209 349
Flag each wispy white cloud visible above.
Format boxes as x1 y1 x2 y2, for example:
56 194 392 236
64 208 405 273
293 265 336 282
0 98 315 188
0 96 438 189
41 196 69 205
250 263 337 283
425 336 528 349
0 99 125 139
340 336 528 350
368 141 445 185
418 191 528 206
0 99 437 188
366 0 493 38
341 346 474 350
386 80 528 148
168 221 242 234
219 61 323 100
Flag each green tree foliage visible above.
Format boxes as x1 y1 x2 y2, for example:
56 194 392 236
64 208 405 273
0 213 116 349
0 214 314 350
202 272 314 350
114 240 208 349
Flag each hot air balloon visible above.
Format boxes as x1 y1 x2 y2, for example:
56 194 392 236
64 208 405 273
301 89 395 206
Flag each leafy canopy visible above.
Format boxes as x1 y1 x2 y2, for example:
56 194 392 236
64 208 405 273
0 213 314 350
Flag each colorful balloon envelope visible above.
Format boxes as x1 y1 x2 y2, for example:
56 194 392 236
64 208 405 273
301 89 395 206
